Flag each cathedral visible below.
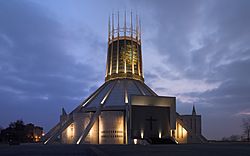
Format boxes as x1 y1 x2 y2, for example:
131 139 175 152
42 13 207 144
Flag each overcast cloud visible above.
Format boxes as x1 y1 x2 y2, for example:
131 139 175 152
0 0 250 140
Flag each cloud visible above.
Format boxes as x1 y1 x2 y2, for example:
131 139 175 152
235 109 250 116
0 0 102 130
1 0 250 140
131 0 250 139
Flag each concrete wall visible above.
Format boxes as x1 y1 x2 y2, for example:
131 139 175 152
131 105 170 139
99 111 124 144
61 110 125 144
61 123 75 144
61 112 99 144
131 95 176 129
180 115 203 143
83 112 99 144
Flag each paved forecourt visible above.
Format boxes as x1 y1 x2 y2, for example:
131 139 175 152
0 143 249 156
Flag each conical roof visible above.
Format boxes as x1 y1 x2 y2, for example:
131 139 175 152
84 79 157 109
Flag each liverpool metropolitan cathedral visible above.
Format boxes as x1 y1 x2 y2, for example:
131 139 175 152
43 13 207 144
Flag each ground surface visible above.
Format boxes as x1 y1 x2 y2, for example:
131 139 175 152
0 143 249 156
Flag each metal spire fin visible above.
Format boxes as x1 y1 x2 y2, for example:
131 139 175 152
136 13 138 40
108 15 110 41
112 13 114 38
106 16 110 77
124 10 127 73
117 11 120 36
130 11 134 74
130 11 133 37
116 11 120 74
139 17 142 42
124 10 126 36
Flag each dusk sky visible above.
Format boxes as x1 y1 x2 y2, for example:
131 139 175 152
0 0 250 140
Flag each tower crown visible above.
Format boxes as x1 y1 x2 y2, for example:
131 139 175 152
105 12 144 82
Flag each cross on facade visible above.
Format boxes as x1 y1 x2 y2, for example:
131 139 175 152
146 116 157 130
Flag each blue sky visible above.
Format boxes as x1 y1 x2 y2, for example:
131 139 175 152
0 0 250 140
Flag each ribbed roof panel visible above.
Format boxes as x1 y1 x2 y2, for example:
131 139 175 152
84 79 157 108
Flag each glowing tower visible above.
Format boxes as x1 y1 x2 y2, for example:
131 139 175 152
105 12 143 82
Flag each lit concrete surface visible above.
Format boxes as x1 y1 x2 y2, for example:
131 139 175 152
0 143 250 156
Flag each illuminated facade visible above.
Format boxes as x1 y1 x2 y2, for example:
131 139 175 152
42 12 207 144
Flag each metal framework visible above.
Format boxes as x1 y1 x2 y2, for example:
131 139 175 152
105 11 144 82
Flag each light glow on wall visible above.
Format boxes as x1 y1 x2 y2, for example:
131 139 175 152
89 125 94 138
99 116 104 143
133 139 138 144
175 122 188 143
124 61 127 73
170 129 173 137
158 131 162 138
67 123 74 140
140 130 144 139
125 88 128 104
177 123 187 138
116 116 124 144
116 116 124 130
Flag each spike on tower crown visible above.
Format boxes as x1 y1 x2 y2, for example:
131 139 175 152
105 11 144 82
